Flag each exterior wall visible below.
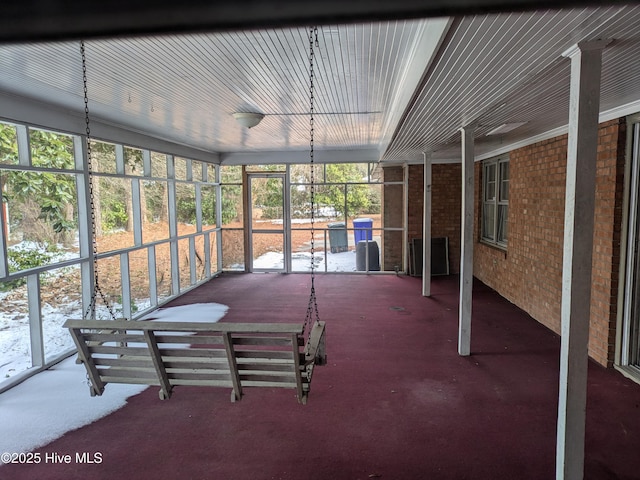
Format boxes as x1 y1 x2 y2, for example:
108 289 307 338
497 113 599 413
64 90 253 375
382 166 404 271
388 118 626 367
474 118 626 366
405 163 462 274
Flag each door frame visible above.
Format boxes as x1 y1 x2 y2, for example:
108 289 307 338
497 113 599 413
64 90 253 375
246 172 291 272
619 114 640 377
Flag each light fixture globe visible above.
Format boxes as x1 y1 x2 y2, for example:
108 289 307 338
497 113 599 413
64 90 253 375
232 112 265 129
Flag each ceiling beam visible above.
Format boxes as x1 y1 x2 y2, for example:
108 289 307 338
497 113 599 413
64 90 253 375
2 0 637 43
220 149 380 165
378 18 454 158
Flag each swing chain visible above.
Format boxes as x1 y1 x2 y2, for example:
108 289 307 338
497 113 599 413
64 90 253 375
80 40 119 321
303 26 320 336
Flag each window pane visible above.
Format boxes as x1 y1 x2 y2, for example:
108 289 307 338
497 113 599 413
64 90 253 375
222 229 244 270
497 205 508 243
129 249 151 313
482 203 495 240
221 165 242 183
346 183 380 220
3 170 80 269
315 184 344 221
95 256 122 319
201 185 217 229
221 185 243 226
42 265 81 362
499 161 509 202
155 242 173 302
0 280 31 380
290 163 325 184
30 129 75 169
178 238 192 290
174 157 188 181
325 163 368 183
194 234 207 282
192 161 203 182
151 152 167 178
205 163 217 183
0 122 19 165
484 163 496 201
91 141 116 174
209 231 219 273
95 177 134 252
124 147 144 176
142 179 169 243
176 183 196 235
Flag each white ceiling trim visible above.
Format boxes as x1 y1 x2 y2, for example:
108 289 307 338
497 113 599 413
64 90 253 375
377 17 453 154
220 148 380 165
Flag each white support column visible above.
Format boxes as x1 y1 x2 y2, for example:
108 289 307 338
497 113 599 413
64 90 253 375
215 165 223 273
459 123 476 356
403 163 410 274
422 152 432 297
556 40 610 480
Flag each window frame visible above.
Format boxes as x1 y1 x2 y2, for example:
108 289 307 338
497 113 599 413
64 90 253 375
481 155 509 249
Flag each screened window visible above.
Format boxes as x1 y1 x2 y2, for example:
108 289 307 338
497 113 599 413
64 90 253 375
482 156 509 247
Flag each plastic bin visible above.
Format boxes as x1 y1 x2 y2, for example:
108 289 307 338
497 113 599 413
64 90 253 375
327 222 348 253
352 217 373 245
356 240 380 271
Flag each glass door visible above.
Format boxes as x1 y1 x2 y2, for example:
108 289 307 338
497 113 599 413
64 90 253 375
623 119 640 370
248 174 289 272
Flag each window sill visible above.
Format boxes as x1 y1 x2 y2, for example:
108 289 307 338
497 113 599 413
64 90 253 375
479 239 507 253
615 365 640 387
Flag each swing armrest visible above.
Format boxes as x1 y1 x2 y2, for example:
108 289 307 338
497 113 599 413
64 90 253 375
303 321 326 366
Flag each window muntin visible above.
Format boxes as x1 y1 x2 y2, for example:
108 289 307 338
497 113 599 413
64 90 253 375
482 156 509 247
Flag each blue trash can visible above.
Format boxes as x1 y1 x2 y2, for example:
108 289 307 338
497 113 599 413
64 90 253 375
352 218 373 245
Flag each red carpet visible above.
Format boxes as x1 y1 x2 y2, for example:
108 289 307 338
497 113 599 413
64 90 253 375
3 273 640 479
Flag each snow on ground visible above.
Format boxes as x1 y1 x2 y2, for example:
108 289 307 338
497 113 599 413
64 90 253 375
254 249 360 272
0 302 228 459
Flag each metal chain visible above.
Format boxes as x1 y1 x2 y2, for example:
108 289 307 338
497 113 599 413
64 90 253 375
304 27 320 336
80 40 119 321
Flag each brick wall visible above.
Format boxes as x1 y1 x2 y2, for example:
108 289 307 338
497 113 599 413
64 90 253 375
405 163 462 274
382 166 404 271
474 118 626 366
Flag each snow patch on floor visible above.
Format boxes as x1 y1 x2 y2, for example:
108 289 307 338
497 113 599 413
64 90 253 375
0 302 228 459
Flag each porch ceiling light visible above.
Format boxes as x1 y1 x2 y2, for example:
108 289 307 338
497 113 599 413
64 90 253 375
233 112 265 129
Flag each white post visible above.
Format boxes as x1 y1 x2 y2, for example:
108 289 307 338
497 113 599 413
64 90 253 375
423 152 432 297
459 123 476 356
556 40 610 480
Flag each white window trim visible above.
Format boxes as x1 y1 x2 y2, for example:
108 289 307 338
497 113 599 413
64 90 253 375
481 155 509 249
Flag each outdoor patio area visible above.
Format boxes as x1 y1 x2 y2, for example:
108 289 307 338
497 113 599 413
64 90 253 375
2 273 639 479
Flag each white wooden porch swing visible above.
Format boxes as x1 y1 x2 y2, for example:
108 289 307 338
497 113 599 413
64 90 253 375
65 30 327 405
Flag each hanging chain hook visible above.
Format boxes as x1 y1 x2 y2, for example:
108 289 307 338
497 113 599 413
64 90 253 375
80 40 119 321
304 26 320 336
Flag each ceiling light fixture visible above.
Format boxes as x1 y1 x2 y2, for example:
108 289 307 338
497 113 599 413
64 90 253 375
232 112 264 129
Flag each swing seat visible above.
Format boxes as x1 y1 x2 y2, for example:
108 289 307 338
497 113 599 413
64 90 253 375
63 319 326 404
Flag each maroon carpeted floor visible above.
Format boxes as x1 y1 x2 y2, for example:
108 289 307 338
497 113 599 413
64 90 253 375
3 273 640 480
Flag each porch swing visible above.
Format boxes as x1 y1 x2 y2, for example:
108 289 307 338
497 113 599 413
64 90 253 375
64 30 327 404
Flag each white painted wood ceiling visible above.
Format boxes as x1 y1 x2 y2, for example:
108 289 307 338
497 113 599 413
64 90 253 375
0 5 639 164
